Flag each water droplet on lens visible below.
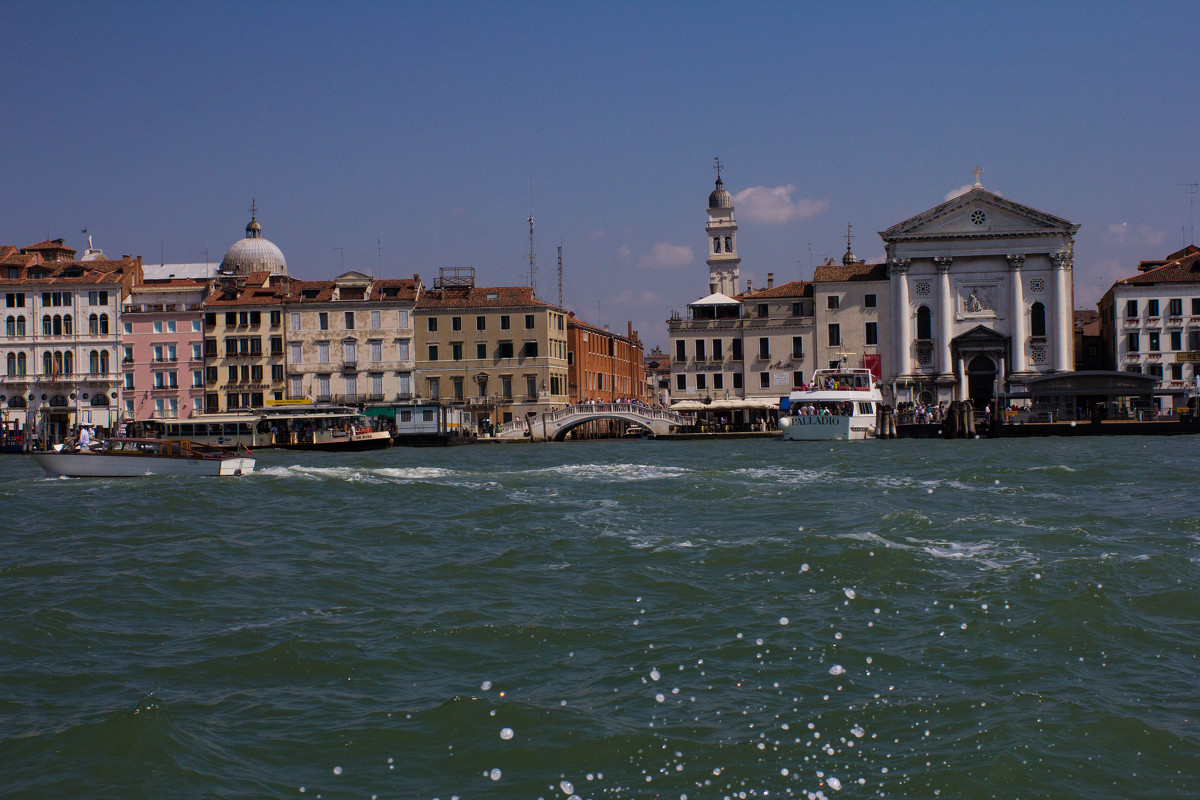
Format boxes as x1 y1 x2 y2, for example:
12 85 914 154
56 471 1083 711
500 727 514 740
332 766 342 776
779 616 789 625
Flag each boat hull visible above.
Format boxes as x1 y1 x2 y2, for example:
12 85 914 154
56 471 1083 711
780 414 875 441
32 452 255 477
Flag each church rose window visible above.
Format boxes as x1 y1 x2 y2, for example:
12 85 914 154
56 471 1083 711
970 210 986 225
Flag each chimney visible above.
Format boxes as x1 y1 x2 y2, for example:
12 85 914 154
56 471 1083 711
747 280 754 292
767 272 774 288
709 282 718 295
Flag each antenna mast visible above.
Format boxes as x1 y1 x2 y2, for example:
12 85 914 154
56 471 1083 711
1180 183 1198 245
527 179 536 297
557 242 563 307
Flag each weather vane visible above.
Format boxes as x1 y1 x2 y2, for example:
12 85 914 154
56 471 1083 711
713 157 723 181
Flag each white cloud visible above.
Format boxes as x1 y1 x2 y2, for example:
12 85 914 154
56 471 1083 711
1103 222 1165 246
639 242 693 269
617 245 631 260
1106 222 1129 240
732 185 827 224
1136 223 1165 246
609 288 665 306
945 184 974 201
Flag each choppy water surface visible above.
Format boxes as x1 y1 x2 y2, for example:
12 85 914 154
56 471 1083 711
2 437 1199 799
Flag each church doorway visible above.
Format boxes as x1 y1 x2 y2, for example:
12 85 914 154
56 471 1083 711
966 355 997 409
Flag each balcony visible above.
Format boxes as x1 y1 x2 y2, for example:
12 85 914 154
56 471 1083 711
151 384 181 393
342 359 358 370
151 409 181 419
1122 319 1140 328
1167 317 1184 327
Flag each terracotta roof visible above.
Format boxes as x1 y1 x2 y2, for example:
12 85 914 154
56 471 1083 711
23 238 77 255
0 256 138 286
415 285 546 310
1116 249 1200 286
812 262 888 283
739 279 811 300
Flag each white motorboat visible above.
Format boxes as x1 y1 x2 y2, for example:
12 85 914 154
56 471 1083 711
777 366 884 441
32 438 255 478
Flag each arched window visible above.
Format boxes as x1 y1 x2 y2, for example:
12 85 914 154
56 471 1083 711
100 350 109 372
42 315 52 336
8 395 26 408
52 315 62 336
99 314 108 334
1031 302 1046 337
16 352 25 375
90 393 110 406
90 350 100 374
724 236 732 252
5 316 14 337
89 314 99 335
62 351 73 374
16 316 24 336
43 351 53 375
713 237 722 253
916 305 933 340
5 352 14 375
63 315 72 335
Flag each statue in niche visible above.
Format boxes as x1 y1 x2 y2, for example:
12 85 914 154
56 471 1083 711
964 288 992 314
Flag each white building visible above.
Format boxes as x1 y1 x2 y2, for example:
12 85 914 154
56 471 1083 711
880 174 1078 408
1098 245 1200 412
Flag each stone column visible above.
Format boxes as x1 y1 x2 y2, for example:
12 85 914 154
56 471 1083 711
1007 254 1026 373
889 258 912 377
934 257 954 378
1050 251 1073 371
956 354 966 401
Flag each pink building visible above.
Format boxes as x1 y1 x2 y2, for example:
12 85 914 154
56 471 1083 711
121 278 210 423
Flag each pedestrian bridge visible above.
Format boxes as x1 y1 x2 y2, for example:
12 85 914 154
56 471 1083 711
493 402 695 442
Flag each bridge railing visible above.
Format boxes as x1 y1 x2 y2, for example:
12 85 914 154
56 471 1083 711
491 403 693 437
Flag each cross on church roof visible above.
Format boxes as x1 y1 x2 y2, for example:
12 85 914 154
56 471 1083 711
971 166 984 188
713 157 723 181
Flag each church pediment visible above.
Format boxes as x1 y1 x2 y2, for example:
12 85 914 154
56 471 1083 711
952 324 1010 347
881 188 1078 242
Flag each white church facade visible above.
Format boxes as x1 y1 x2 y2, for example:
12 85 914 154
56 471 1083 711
880 175 1079 409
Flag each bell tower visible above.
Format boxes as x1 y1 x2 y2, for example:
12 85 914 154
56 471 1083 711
705 158 740 296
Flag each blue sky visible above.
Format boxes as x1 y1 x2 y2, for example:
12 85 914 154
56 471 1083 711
5 1 1199 349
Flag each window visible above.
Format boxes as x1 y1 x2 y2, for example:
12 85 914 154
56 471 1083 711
675 339 686 361
1149 363 1164 379
827 296 840 310
345 311 355 330
864 294 876 308
1128 332 1140 352
732 339 742 360
724 236 732 252
1171 331 1182 351
502 376 512 399
344 340 357 364
289 343 302 363
370 340 382 362
712 339 723 361
239 311 249 327
290 312 301 331
397 372 411 396
524 341 538 358
125 322 133 334
452 343 463 361
828 324 841 347
206 366 217 383
317 376 330 398
499 341 514 358
500 315 511 330
167 320 177 333
758 337 769 360
270 310 281 327
865 322 878 346
371 373 383 397
696 374 706 391
318 341 330 363
916 306 932 340
676 374 686 391
5 293 24 307
453 377 464 400
226 312 237 327
1169 298 1183 316
428 345 438 361
428 317 438 332
370 310 381 329
793 371 805 387
227 365 238 381
1193 299 1200 315
452 316 462 331
428 377 439 398
398 310 409 328
397 339 410 361
1149 332 1160 352
713 237 721 253
193 370 204 387
476 315 486 331
192 343 203 360
757 304 768 319
759 372 770 388
791 302 802 316
733 372 743 389
124 372 134 389
526 376 537 397
123 345 134 362
1172 363 1184 380
153 320 163 333
477 343 487 359
525 314 535 329
270 336 283 355
344 374 356 397
695 339 707 362
1126 300 1138 318
1147 299 1160 317
792 336 804 359
319 312 329 331
713 374 723 390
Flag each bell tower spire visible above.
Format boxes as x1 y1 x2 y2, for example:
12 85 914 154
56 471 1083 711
705 157 740 296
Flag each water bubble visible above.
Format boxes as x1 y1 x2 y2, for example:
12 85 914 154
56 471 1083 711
481 680 493 691
655 693 666 702
500 727 514 740
927 488 934 494
844 588 856 600
994 479 1000 484
826 776 843 791
801 563 810 572
489 768 502 781
829 664 845 676
332 766 342 776
650 669 661 681
851 725 865 738
779 616 790 625
560 780 575 794
781 768 790 776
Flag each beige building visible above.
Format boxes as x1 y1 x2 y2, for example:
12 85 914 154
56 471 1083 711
414 268 569 426
201 273 288 411
284 271 420 404
811 253 890 383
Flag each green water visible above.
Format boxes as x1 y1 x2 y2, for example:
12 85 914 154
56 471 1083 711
2 437 1198 799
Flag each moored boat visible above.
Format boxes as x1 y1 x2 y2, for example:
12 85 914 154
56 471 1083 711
32 438 255 477
777 366 884 441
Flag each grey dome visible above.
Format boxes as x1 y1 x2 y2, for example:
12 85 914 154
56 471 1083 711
708 177 733 209
221 215 287 276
